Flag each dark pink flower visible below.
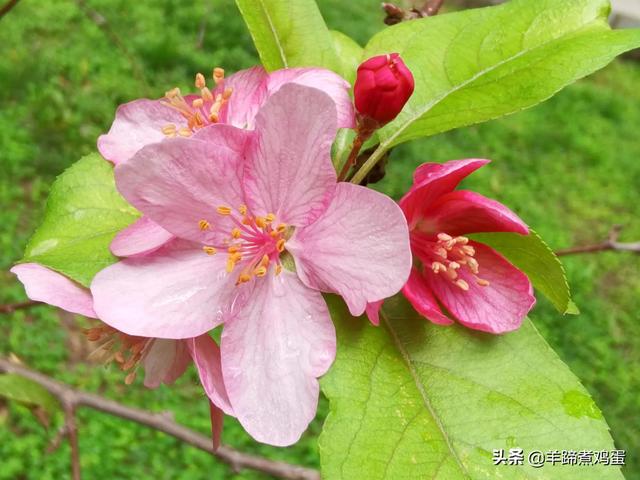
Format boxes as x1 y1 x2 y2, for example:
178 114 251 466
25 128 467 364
370 159 536 334
354 53 414 125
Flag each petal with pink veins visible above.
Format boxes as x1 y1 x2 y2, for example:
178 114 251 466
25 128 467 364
10 263 96 318
98 99 186 165
266 68 355 128
243 83 337 227
91 240 251 339
287 183 411 317
402 268 453 326
221 271 335 446
217 66 268 129
188 335 234 415
142 339 191 388
401 159 489 227
110 216 174 257
115 133 250 245
420 190 529 237
426 241 535 334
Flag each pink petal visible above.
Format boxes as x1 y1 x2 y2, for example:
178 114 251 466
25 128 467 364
142 339 191 388
287 183 411 317
243 83 337 227
402 268 453 326
110 216 174 257
192 121 255 155
266 68 355 128
365 301 383 326
98 99 185 165
188 335 234 415
91 240 250 339
401 159 489 227
10 264 96 318
209 402 224 452
217 66 269 129
422 190 529 236
221 272 335 446
115 133 250 245
426 242 535 334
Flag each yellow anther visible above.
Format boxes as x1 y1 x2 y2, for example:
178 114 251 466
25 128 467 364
448 262 460 270
209 112 219 123
476 277 490 287
178 127 192 137
275 265 283 276
192 98 204 109
201 87 214 102
198 219 210 231
239 204 248 215
203 246 217 255
455 279 470 291
431 262 446 273
222 87 233 100
259 254 270 268
231 228 242 239
270 231 279 238
437 233 453 242
276 239 286 252
195 72 206 89
227 245 240 254
265 213 276 223
217 206 232 216
242 216 252 225
454 236 469 245
461 245 475 256
276 224 287 233
254 266 267 277
162 124 177 136
165 87 181 99
255 216 267 229
237 273 251 284
213 67 225 84
226 258 237 273
125 371 137 385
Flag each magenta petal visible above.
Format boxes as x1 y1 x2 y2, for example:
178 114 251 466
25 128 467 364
365 301 383 326
243 83 337 227
401 159 489 227
98 99 185 165
110 216 174 257
115 133 250 245
288 183 411 316
10 264 96 318
426 242 535 334
188 335 234 415
142 339 191 388
402 268 453 326
266 68 355 128
91 240 246 339
217 66 269 129
425 190 529 236
221 272 335 446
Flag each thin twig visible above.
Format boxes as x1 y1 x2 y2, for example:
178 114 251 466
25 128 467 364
62 402 81 480
0 358 320 480
0 0 20 20
555 225 640 256
0 300 41 314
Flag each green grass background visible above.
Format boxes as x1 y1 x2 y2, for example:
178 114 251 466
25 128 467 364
0 0 638 478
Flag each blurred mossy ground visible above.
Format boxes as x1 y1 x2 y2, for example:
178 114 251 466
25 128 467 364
0 0 638 478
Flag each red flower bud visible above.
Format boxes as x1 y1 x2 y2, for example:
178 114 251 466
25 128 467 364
354 53 414 125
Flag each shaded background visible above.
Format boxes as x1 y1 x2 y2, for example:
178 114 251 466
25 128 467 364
0 0 639 478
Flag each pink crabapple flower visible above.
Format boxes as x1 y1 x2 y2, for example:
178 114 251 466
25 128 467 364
9 263 233 418
368 159 536 334
98 65 355 259
90 83 411 446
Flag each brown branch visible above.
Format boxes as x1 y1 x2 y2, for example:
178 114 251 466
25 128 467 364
0 0 20 20
62 402 81 480
0 300 41 314
0 358 320 480
555 225 640 256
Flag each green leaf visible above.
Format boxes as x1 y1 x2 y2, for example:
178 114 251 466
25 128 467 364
364 0 640 149
0 374 60 421
320 295 620 479
330 30 363 85
471 230 578 315
21 153 139 287
235 0 341 73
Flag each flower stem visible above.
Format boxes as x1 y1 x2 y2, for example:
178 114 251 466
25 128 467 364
338 132 367 181
350 142 388 184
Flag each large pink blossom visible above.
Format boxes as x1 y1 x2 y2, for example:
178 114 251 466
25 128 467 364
10 263 232 416
98 66 355 258
90 83 411 446
368 159 535 334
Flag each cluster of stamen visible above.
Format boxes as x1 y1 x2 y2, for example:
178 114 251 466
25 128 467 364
199 204 288 285
416 233 490 291
83 325 153 385
161 67 232 137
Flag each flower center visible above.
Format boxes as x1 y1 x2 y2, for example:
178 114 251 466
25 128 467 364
200 204 288 286
161 67 232 137
84 325 152 384
413 232 489 291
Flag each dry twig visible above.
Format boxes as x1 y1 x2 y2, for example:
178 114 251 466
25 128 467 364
555 225 640 256
0 0 20 20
